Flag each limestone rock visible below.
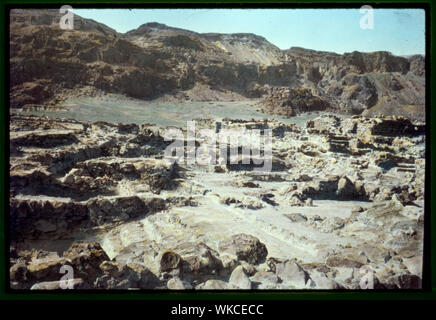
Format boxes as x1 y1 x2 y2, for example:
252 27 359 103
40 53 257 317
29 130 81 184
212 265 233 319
167 277 193 290
250 271 280 289
195 279 238 290
273 260 312 289
159 250 182 273
229 265 252 289
174 242 224 278
96 261 159 289
218 234 268 265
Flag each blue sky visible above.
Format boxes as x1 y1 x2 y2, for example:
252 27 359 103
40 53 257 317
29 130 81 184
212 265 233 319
75 9 425 56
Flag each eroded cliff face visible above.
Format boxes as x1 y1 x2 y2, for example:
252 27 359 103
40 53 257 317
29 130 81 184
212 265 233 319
10 9 425 120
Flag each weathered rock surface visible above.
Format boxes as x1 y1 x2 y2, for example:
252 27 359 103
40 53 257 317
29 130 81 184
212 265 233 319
218 234 268 265
10 114 424 290
229 265 252 289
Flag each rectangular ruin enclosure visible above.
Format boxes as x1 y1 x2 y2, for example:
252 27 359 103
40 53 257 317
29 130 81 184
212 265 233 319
7 6 429 293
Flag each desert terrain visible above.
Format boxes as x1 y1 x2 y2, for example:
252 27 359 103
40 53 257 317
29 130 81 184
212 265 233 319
9 9 425 290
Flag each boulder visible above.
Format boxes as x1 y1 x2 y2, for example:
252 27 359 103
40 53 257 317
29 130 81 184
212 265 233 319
307 270 339 289
175 242 224 277
167 277 193 290
218 234 268 265
229 265 252 289
195 279 238 290
96 261 159 289
273 260 311 289
63 241 110 284
250 271 280 289
159 250 182 273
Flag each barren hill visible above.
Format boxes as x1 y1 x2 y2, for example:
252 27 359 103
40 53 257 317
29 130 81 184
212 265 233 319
10 9 425 120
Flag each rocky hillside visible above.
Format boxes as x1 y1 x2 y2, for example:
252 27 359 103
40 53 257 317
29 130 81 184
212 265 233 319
10 9 425 120
10 114 424 289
